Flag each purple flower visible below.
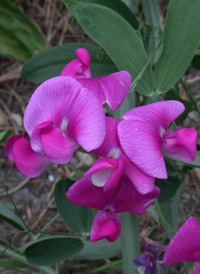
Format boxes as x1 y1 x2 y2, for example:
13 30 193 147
5 77 106 177
61 48 131 110
118 100 197 181
135 231 166 274
88 116 155 194
66 176 160 242
163 217 200 274
134 252 156 274
164 217 200 264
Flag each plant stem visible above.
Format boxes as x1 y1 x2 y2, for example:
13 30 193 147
120 213 140 274
0 245 56 274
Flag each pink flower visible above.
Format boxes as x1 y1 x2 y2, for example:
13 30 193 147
90 116 155 194
61 48 131 110
5 76 106 177
163 217 200 274
118 100 197 179
66 176 160 242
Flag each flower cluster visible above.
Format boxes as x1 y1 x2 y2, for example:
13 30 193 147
5 48 197 243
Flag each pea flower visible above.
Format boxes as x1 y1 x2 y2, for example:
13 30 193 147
66 176 160 242
5 77 106 177
118 100 197 179
82 116 155 194
134 229 166 274
61 48 131 110
163 217 200 274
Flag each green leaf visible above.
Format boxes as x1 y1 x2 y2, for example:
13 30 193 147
0 0 46 60
143 0 162 64
156 176 186 204
54 178 94 234
154 0 200 93
0 129 14 143
63 0 154 96
0 259 24 268
81 0 138 29
0 199 26 230
21 43 117 84
76 237 121 259
25 236 84 266
191 54 200 70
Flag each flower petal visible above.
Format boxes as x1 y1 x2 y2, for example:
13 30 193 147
67 86 106 151
61 48 92 79
123 157 155 194
5 135 23 161
38 123 78 164
162 128 197 162
66 176 117 210
86 157 125 191
66 175 160 214
7 136 50 177
61 48 131 110
163 217 200 264
112 176 160 214
24 76 83 136
122 100 185 131
78 71 131 110
24 76 106 151
118 120 167 179
92 117 121 158
90 211 121 242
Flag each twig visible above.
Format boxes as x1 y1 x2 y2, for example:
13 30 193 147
0 178 30 197
0 66 22 83
186 76 200 84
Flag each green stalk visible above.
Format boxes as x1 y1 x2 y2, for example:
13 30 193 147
120 213 140 274
0 245 56 274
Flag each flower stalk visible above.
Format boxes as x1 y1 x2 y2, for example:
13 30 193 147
121 213 140 274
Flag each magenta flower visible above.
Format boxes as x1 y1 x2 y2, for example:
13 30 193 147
90 116 155 194
66 176 160 242
118 100 197 179
5 76 106 177
163 217 200 274
61 48 131 110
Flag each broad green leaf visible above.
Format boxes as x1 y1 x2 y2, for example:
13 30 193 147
25 236 83 266
54 178 94 234
191 54 200 70
0 0 46 60
76 237 121 259
0 200 26 230
0 259 24 268
21 43 117 84
154 0 200 93
63 0 154 96
142 0 162 63
156 176 186 204
0 129 14 143
81 0 138 29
